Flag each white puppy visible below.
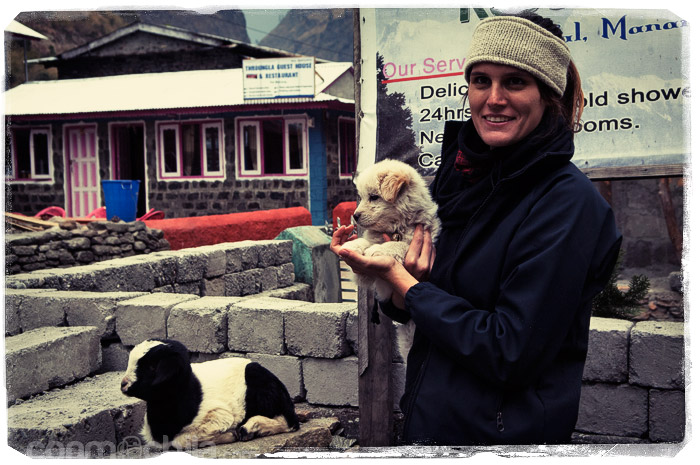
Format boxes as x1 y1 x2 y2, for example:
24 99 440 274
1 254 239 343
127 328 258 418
341 159 441 361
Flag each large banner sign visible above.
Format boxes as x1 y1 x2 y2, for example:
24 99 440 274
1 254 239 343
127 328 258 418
242 56 315 100
359 8 690 177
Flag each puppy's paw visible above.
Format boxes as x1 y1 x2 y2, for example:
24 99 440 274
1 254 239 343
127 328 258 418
340 237 371 255
366 241 409 263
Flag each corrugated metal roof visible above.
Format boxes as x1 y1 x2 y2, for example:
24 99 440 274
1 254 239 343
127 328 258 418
4 62 353 117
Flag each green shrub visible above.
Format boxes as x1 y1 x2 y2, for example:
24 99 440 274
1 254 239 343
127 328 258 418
592 253 650 320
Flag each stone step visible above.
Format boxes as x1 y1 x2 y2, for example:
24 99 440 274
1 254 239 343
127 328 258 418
6 326 102 403
111 417 344 459
7 371 146 458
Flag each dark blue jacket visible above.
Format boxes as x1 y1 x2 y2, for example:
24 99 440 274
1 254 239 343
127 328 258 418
383 118 622 445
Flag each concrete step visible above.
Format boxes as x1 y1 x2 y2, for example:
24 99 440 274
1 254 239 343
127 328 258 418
6 326 102 403
7 371 146 458
111 417 345 459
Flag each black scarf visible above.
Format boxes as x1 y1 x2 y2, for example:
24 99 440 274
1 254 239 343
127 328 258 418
434 116 574 228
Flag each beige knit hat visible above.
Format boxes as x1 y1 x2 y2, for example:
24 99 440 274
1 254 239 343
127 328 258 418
464 16 571 97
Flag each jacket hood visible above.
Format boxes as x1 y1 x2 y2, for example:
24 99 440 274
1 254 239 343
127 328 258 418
433 116 574 228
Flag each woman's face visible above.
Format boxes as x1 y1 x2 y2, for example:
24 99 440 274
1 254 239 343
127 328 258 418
468 63 546 148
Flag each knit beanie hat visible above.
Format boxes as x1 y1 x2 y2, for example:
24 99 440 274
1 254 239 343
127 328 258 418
464 16 571 96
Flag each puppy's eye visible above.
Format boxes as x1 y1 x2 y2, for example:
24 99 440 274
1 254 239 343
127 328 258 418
369 194 380 201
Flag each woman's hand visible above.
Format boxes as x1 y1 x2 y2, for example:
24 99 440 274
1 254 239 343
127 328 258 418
329 224 357 256
330 225 397 280
404 224 436 282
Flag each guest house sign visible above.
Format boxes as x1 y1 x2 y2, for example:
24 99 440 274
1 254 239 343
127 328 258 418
242 56 315 100
358 8 690 178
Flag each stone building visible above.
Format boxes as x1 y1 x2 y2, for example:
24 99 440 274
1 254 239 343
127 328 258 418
5 22 357 225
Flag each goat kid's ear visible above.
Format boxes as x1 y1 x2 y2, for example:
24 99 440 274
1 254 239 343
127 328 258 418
152 354 181 386
379 171 411 203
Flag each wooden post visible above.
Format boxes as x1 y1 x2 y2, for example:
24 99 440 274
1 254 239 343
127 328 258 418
658 177 683 263
596 180 613 206
357 285 395 446
354 9 395 447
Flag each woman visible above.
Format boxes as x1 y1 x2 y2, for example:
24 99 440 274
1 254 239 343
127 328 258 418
332 13 622 445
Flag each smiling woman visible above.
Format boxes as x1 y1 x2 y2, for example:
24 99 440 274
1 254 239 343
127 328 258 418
333 11 623 446
467 64 545 148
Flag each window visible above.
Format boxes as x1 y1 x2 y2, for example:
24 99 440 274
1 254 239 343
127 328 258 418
338 117 357 177
7 127 52 181
157 120 224 179
237 117 308 177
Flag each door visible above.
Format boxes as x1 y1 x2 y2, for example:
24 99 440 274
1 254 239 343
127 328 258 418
65 125 100 217
111 123 146 217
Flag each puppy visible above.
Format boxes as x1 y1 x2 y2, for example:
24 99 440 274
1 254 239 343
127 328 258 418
341 159 441 361
121 339 299 450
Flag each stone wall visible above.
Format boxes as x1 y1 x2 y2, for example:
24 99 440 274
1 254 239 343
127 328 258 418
324 110 357 221
5 237 685 444
5 221 169 275
5 240 360 417
574 318 685 443
594 178 684 275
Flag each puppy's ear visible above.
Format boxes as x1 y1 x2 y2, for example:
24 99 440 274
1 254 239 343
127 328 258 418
379 170 411 203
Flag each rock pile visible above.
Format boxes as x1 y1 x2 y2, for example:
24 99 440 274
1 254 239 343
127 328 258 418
5 220 170 275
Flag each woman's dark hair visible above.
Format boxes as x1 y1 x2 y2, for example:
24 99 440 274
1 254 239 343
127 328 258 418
517 12 584 133
464 12 585 134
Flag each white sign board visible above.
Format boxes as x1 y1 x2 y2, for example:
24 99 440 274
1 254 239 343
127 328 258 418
359 8 690 176
242 56 315 100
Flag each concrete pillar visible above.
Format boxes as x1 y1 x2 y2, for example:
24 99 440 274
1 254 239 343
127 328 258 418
275 226 341 303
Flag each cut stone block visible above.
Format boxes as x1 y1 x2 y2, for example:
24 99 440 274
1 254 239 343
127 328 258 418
247 353 305 402
302 356 358 407
629 321 684 389
576 383 648 438
7 372 146 457
285 302 354 358
6 326 102 402
227 297 305 354
167 297 239 353
115 293 198 346
4 288 57 336
583 317 633 383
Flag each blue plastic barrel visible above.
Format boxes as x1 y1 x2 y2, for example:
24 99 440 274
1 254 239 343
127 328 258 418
102 180 140 222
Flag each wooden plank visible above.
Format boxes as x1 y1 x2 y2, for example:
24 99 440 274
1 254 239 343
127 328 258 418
581 163 685 180
357 285 395 447
658 177 683 263
355 9 395 447
5 212 57 231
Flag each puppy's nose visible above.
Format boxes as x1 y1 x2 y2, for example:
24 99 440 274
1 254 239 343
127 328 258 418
353 213 361 222
121 377 130 393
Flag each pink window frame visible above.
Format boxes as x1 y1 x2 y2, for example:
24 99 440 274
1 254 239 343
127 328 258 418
6 126 53 182
236 116 309 179
156 119 225 180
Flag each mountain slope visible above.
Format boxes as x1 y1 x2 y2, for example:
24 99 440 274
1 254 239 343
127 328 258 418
7 9 250 88
259 9 353 62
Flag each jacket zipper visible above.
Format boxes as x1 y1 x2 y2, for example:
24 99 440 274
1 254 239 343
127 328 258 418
496 395 505 433
403 344 433 435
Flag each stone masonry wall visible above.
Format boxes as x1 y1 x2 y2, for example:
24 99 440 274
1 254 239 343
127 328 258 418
5 221 169 275
4 240 685 444
5 240 360 416
574 318 685 443
325 111 357 221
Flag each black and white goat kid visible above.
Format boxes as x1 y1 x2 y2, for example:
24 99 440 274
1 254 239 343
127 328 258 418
121 339 299 449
